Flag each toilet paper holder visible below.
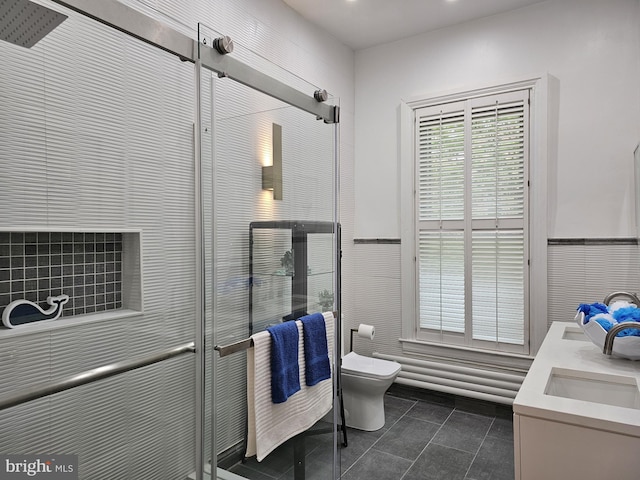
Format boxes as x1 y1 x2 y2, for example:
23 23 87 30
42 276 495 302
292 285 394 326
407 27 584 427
349 329 357 352
349 324 375 352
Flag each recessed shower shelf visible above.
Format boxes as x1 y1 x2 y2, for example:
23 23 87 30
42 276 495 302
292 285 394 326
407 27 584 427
0 229 142 331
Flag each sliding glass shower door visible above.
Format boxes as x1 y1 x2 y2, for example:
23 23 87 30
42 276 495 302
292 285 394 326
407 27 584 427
0 2 198 479
0 3 339 480
198 25 340 480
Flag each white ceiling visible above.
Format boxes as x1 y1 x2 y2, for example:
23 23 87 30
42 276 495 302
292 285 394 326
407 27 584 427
282 0 547 50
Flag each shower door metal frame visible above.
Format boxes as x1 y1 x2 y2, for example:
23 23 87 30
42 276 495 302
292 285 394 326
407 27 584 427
49 0 340 125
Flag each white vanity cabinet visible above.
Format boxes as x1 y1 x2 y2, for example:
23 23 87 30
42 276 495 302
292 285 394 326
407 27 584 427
513 322 640 480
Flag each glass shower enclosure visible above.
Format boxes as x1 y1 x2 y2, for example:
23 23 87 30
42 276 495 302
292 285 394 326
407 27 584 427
0 2 340 478
198 24 341 480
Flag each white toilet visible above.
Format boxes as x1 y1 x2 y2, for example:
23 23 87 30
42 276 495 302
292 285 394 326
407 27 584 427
340 351 401 431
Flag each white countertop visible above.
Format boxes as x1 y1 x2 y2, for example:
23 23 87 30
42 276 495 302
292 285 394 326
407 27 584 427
513 321 640 437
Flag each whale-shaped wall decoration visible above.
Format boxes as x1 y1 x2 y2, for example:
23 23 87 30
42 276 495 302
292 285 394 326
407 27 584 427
2 295 70 328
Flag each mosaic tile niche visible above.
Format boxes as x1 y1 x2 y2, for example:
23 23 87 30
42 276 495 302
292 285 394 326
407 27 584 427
0 232 140 323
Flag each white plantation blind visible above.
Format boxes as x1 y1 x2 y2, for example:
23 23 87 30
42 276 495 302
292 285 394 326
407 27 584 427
415 90 529 352
471 100 526 220
419 230 465 333
418 104 465 222
472 230 525 345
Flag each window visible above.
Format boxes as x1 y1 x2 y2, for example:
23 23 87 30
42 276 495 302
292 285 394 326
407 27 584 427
413 89 529 354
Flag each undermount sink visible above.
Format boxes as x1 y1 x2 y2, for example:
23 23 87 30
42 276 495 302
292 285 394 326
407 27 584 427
561 325 589 341
545 367 640 409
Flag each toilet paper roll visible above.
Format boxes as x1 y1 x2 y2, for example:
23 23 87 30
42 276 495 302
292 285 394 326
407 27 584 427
357 324 375 340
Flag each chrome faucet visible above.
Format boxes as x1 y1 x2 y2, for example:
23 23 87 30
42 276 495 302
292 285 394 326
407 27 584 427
603 291 640 306
603 322 640 355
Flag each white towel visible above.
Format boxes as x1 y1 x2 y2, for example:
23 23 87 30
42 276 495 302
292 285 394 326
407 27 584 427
246 312 334 462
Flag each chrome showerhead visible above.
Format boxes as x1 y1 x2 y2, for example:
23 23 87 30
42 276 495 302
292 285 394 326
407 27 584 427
0 0 67 48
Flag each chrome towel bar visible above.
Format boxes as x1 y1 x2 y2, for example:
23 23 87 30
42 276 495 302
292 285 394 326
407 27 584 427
214 338 253 357
0 342 195 410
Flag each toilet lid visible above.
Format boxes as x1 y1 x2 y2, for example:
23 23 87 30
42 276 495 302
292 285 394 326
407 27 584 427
341 352 401 379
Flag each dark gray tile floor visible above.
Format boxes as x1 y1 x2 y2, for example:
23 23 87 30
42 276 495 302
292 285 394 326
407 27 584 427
226 385 515 480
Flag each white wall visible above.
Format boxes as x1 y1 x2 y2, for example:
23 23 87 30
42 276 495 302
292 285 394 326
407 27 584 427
354 0 640 239
348 0 640 362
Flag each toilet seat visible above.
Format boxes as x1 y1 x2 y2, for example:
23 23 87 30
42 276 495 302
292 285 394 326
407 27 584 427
341 352 400 380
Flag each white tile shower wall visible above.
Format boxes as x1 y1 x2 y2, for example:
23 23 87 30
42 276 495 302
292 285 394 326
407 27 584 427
352 242 640 363
339 111 357 341
547 243 640 326
117 0 355 113
0 5 195 480
351 243 403 358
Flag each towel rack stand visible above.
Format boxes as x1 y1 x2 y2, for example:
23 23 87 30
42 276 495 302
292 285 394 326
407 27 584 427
213 310 347 479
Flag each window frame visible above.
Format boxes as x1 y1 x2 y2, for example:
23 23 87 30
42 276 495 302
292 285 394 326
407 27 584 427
399 75 550 365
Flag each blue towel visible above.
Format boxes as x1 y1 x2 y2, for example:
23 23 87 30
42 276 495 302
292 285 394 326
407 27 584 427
300 313 331 386
266 321 301 403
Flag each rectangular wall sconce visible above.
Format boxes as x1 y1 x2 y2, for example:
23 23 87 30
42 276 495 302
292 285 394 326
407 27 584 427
262 123 283 200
